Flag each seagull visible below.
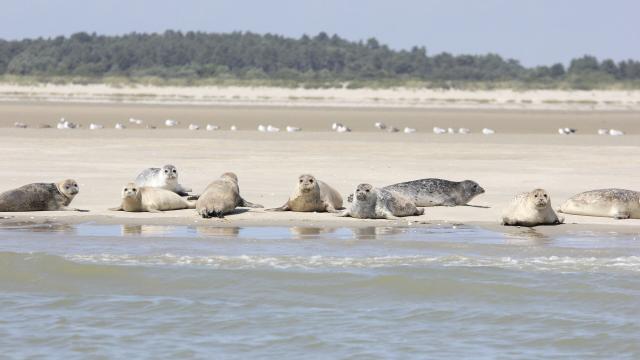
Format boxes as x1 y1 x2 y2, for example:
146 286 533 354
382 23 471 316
165 119 178 127
14 122 27 128
374 122 386 130
286 126 301 132
129 118 143 125
447 128 455 134
57 118 77 129
597 128 608 135
558 127 576 135
258 125 267 132
115 123 126 130
482 128 495 135
458 128 471 134
336 125 351 133
433 127 446 135
188 124 200 130
609 129 624 136
387 126 399 133
230 125 238 131
404 127 416 134
267 125 280 132
206 124 219 131
89 123 103 130
331 122 343 131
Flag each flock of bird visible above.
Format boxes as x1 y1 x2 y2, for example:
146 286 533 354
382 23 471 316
11 118 627 136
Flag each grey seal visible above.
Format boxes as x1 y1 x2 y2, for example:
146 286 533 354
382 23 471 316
501 189 563 227
348 178 485 207
558 189 640 219
267 174 343 212
338 183 424 219
135 164 192 196
196 172 263 218
110 183 196 212
0 179 84 212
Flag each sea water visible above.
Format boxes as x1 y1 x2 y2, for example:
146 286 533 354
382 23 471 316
0 222 639 359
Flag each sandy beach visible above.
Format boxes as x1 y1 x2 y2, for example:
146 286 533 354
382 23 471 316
1 108 639 235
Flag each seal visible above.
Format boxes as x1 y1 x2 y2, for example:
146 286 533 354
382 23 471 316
267 174 343 212
338 183 424 219
196 172 263 218
109 183 196 212
0 179 83 212
558 189 640 219
347 178 485 207
501 189 563 226
135 165 192 196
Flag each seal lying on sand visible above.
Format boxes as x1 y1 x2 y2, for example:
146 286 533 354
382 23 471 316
559 189 640 219
110 183 196 212
196 172 263 218
268 174 343 212
338 183 424 219
348 178 485 207
135 164 192 196
502 189 563 226
0 179 83 212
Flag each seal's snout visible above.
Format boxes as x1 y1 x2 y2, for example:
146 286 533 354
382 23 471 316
356 192 367 201
69 188 79 195
477 186 486 194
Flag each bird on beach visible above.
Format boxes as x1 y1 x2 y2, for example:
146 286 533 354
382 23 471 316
404 127 416 134
165 119 178 127
206 124 219 131
89 123 103 130
558 127 576 135
482 128 495 135
387 126 399 133
115 123 126 129
458 128 471 134
267 125 280 132
258 124 267 132
608 129 624 136
336 125 351 133
188 124 200 130
14 122 27 128
57 118 77 129
597 128 608 135
331 122 343 131
129 118 143 125
447 128 455 134
374 122 386 130
433 127 446 135
230 125 238 131
286 126 301 132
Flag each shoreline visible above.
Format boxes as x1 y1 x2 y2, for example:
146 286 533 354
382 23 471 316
1 83 640 111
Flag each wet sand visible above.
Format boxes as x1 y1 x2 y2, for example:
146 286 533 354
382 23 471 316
1 103 640 235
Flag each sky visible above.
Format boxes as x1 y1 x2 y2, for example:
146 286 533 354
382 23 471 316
0 0 638 67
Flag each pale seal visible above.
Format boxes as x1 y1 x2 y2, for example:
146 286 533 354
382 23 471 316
0 179 83 212
110 183 196 212
196 172 263 218
347 178 485 207
558 189 640 219
338 183 424 219
135 164 192 196
501 189 563 227
267 174 343 212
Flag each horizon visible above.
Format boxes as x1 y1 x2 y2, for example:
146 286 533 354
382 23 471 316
0 0 638 67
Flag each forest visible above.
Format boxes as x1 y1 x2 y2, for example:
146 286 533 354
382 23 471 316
1 31 639 89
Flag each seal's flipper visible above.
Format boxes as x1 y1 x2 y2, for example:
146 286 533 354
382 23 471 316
109 206 123 211
266 203 290 211
240 198 264 208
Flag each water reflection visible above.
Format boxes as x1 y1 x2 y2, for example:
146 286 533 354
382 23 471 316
502 228 552 245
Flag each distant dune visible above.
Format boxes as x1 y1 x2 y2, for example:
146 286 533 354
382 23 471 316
0 83 639 111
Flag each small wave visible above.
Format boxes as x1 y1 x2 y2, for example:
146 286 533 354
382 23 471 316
62 253 640 273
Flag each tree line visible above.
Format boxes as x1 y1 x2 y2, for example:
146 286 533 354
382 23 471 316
1 31 639 88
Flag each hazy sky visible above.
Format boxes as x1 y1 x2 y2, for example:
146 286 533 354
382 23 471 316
1 0 638 66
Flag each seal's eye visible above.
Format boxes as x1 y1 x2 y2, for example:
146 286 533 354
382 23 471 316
544 194 548 198
299 179 303 183
132 188 137 192
173 169 177 173
534 195 538 198
365 189 370 193
309 179 314 183
164 170 169 173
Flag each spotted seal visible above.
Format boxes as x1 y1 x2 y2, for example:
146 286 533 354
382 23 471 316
110 183 196 212
501 189 563 226
348 178 484 207
267 174 343 212
338 183 424 219
0 179 84 212
196 172 263 218
558 189 640 219
135 164 192 196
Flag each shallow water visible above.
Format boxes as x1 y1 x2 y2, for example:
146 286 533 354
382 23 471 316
1 223 639 359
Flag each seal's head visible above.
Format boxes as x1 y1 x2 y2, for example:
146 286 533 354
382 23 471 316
354 183 375 202
57 179 79 198
529 188 550 209
161 164 178 181
461 180 485 199
297 174 319 194
121 182 140 199
221 172 238 183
